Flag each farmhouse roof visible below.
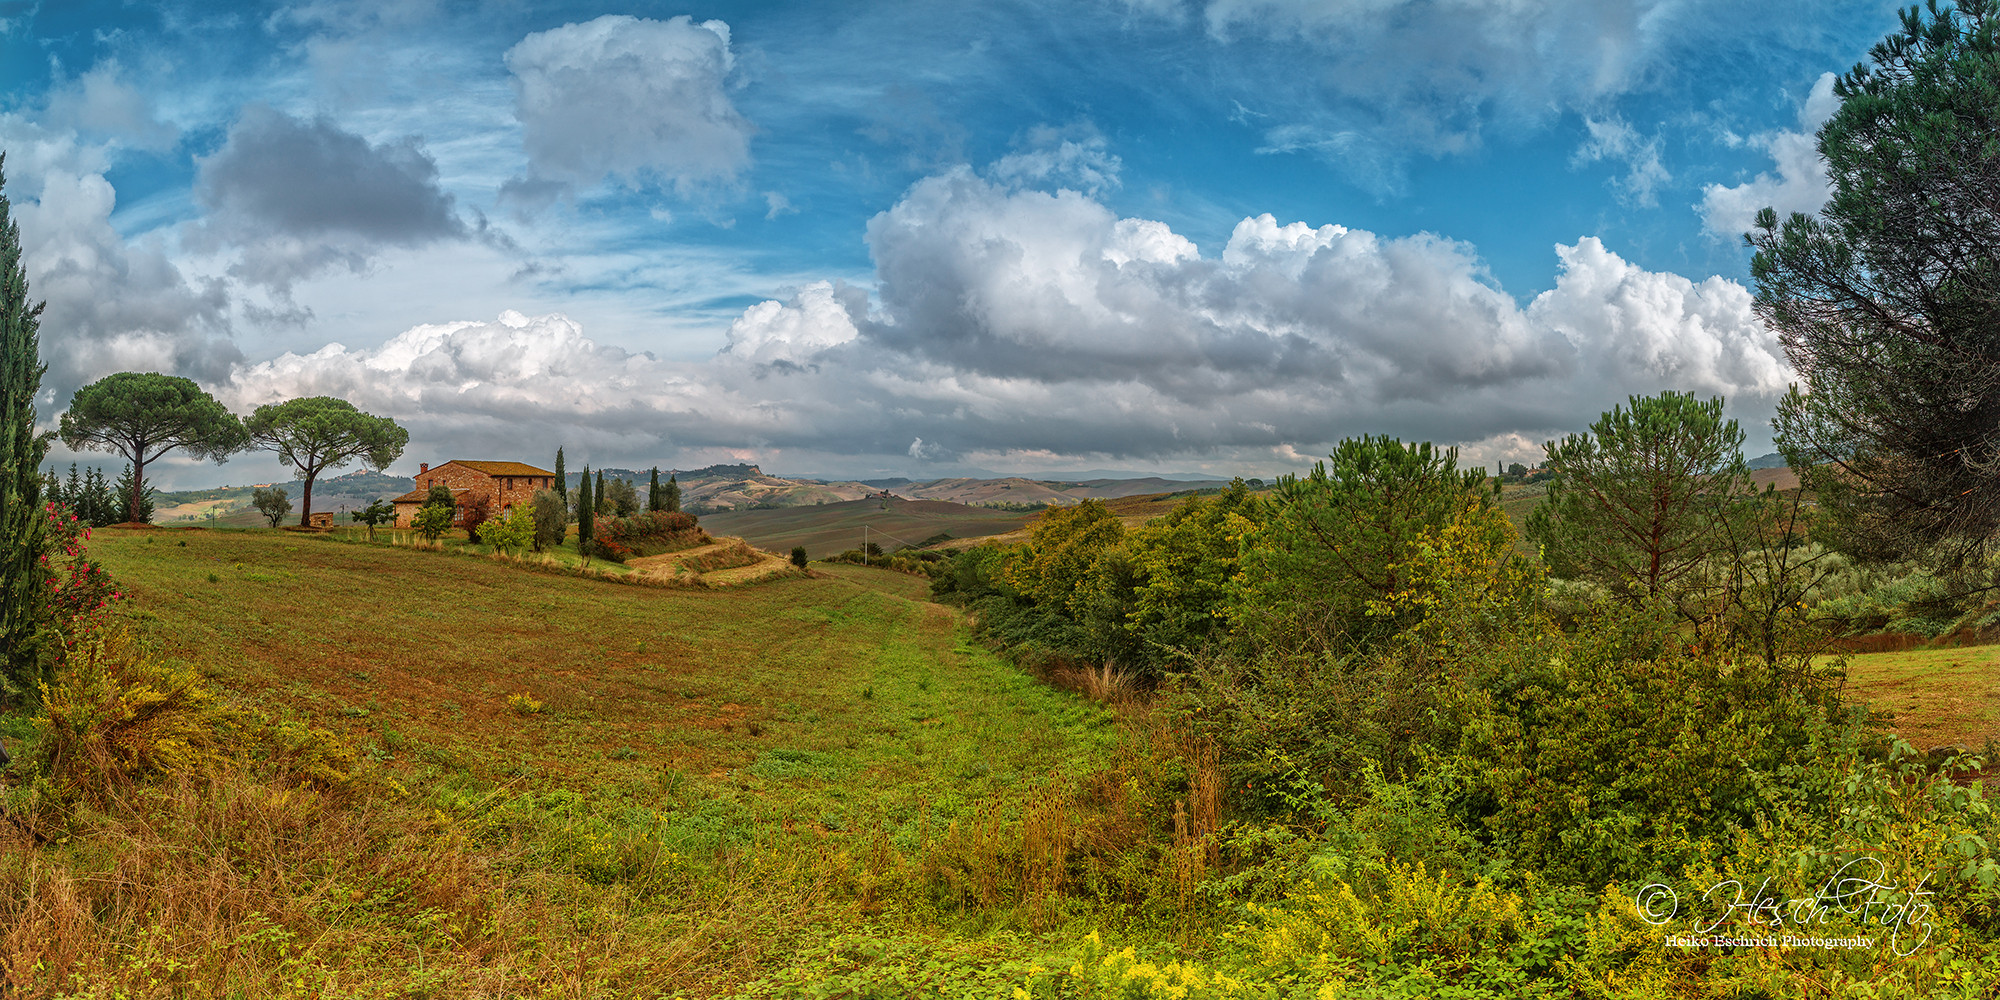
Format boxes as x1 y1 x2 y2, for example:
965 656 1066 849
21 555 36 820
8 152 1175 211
449 460 555 477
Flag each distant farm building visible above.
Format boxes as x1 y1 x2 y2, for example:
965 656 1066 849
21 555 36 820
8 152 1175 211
392 460 558 528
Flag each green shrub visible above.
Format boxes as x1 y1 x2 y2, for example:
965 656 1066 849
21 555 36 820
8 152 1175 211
592 510 705 561
29 632 368 810
479 504 535 554
411 501 453 542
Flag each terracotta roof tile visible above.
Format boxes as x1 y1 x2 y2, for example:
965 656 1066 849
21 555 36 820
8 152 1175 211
448 460 555 477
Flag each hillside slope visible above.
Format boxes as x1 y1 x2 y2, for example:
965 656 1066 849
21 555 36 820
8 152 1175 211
694 497 1034 557
44 530 1123 995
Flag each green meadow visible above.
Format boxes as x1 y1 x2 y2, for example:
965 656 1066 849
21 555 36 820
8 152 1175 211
1 529 1168 996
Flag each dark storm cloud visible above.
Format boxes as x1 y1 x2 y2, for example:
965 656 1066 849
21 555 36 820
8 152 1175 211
194 105 465 290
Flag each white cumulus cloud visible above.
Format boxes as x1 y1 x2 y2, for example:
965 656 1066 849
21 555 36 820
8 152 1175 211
1700 72 1838 238
220 162 1792 475
502 14 751 202
0 114 236 402
720 281 864 367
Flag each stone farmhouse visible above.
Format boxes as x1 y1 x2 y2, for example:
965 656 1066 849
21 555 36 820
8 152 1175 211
392 460 558 528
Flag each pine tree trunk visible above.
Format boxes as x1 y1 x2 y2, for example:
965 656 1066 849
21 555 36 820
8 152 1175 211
130 454 146 524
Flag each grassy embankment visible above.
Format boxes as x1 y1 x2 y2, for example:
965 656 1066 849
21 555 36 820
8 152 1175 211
1843 644 2000 752
0 529 1177 997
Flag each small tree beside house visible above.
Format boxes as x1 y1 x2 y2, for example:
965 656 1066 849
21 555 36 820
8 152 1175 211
252 486 291 527
530 489 566 552
350 498 394 541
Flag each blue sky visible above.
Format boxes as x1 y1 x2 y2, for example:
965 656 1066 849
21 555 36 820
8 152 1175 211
1 0 1896 486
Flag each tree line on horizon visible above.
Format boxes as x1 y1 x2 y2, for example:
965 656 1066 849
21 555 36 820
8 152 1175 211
29 370 702 536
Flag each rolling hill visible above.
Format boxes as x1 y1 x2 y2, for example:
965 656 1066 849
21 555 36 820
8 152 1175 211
693 496 1036 558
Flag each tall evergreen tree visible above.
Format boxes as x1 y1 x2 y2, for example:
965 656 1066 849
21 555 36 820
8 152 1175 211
0 153 51 689
1527 392 1752 607
648 467 661 512
554 447 567 505
1750 1 2000 563
664 472 681 513
84 466 114 527
44 465 69 518
595 469 608 515
113 463 155 524
576 465 595 553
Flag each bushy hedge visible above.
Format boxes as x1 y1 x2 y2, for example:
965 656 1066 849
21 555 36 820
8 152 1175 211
825 545 947 577
590 510 706 562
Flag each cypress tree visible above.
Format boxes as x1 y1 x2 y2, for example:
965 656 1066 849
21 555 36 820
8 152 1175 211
1 153 52 692
595 469 608 515
664 473 681 513
554 447 567 504
648 467 661 512
576 465 595 552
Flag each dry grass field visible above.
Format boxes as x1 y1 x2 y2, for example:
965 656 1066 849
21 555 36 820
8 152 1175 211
0 527 1135 996
1839 643 2000 752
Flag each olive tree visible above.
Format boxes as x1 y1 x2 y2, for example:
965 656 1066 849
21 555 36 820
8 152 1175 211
350 498 395 542
252 487 292 527
531 488 566 552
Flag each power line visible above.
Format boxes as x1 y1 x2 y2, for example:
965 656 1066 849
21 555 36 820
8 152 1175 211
860 522 930 563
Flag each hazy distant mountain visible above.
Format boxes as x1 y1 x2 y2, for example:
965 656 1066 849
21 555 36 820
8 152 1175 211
784 467 1236 483
1007 469 1248 482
